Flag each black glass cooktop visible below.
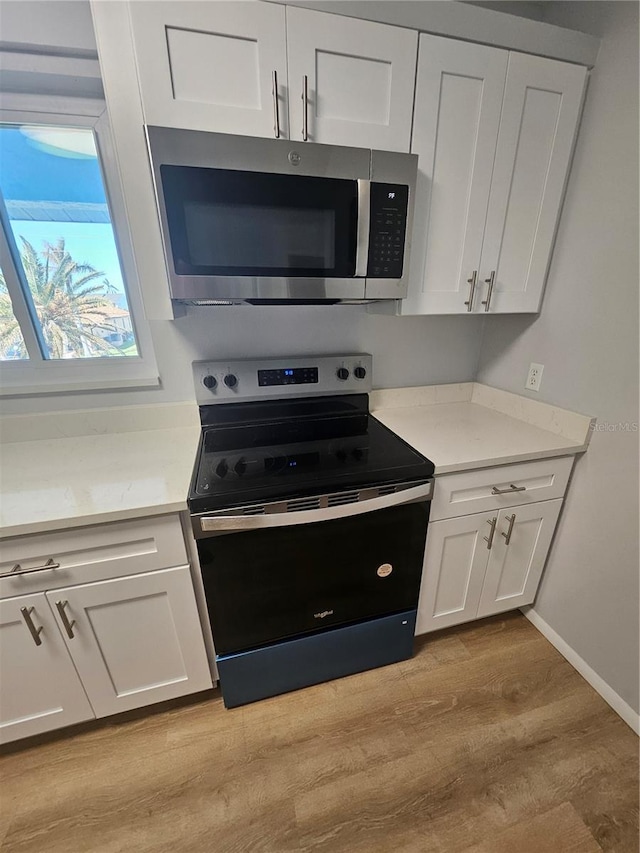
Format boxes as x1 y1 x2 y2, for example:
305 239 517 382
188 394 434 514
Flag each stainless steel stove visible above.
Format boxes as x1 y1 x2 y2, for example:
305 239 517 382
188 354 434 708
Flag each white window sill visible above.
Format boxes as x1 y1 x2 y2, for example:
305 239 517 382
0 374 161 397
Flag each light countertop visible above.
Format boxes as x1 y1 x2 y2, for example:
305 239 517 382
0 420 201 539
374 402 585 473
0 385 593 539
371 383 593 474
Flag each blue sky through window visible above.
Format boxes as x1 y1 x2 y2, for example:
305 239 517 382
0 124 137 359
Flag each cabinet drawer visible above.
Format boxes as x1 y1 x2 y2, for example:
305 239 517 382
0 514 187 599
431 456 573 520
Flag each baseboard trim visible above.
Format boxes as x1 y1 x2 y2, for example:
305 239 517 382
521 606 639 735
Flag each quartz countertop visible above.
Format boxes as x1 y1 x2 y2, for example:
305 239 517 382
0 385 593 539
371 383 594 474
0 403 201 539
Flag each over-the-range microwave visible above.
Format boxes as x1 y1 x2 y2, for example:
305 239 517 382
145 126 417 305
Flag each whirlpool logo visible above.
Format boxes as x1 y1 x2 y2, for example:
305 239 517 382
314 610 334 620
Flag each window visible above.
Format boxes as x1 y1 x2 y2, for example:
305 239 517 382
0 109 158 395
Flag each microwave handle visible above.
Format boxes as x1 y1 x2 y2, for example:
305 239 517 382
355 179 371 277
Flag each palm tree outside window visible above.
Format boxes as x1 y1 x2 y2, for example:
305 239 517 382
0 123 140 363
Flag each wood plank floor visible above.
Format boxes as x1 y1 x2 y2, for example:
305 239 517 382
1 613 637 853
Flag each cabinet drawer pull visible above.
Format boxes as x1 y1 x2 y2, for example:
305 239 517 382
301 74 309 141
464 270 477 311
55 600 76 639
482 270 495 312
271 70 280 139
491 484 526 495
501 514 516 545
2 557 60 579
20 606 43 647
483 516 497 550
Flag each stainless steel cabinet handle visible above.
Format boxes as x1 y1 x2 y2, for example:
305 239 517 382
501 514 516 545
491 484 526 495
271 70 280 139
482 270 495 312
301 75 309 141
2 557 60 579
464 271 477 312
55 600 76 640
483 516 497 550
20 606 43 647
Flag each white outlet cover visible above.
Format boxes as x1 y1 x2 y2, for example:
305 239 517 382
526 362 544 392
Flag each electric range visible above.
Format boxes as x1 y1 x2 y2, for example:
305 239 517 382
188 354 435 708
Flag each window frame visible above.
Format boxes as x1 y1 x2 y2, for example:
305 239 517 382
0 100 159 396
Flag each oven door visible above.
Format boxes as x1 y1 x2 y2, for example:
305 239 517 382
195 486 431 657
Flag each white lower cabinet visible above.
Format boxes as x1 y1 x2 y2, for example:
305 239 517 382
0 593 94 744
417 499 562 634
1 515 213 743
46 566 212 718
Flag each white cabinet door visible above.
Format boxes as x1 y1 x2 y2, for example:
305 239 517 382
478 55 587 313
129 1 288 138
416 511 496 634
0 593 93 744
403 35 507 315
47 566 212 718
478 500 563 617
286 7 417 151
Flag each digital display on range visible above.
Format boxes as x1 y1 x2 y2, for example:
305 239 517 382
258 367 318 387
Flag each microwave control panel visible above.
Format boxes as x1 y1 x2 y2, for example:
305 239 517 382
367 183 409 279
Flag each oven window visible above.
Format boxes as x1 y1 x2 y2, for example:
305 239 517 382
160 166 357 278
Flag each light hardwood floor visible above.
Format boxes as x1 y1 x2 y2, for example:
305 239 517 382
1 613 637 853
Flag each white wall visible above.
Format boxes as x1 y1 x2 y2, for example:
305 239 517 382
477 0 639 717
0 1 96 54
2 307 485 413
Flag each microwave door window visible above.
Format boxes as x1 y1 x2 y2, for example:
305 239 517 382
161 166 357 278
184 203 336 271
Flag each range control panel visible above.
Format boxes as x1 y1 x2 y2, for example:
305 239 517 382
367 183 409 279
194 354 373 404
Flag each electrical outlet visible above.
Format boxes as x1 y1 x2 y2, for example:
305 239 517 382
525 363 544 392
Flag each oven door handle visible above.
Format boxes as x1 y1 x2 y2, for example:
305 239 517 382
197 481 432 534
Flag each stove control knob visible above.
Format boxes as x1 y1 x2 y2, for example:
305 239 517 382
215 460 229 479
203 374 217 390
234 458 247 476
224 373 238 389
354 366 367 380
336 367 350 381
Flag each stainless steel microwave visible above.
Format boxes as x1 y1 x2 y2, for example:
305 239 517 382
145 126 417 305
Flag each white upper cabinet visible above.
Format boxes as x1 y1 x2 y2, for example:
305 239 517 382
404 34 587 315
478 55 588 313
404 36 508 315
129 2 288 138
285 7 417 151
128 2 417 150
